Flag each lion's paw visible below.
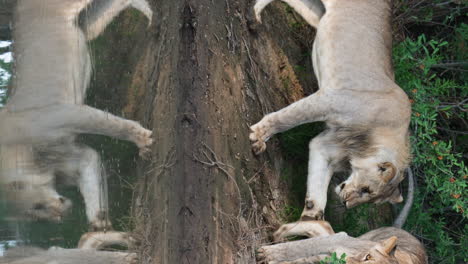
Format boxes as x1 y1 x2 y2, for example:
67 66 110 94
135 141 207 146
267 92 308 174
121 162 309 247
255 248 266 262
300 200 324 221
130 125 153 158
249 119 273 155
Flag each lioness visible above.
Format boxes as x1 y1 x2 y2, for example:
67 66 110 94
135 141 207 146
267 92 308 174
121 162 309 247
251 0 411 221
0 0 152 229
1 231 137 264
258 226 427 264
258 170 428 264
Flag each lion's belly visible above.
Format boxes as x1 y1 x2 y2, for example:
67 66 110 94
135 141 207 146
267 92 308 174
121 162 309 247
313 2 394 94
7 20 90 112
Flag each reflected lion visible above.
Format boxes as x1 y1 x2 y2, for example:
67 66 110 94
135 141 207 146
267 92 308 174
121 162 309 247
0 0 152 229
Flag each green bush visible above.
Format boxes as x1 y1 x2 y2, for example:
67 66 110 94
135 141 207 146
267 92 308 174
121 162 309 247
0 50 11 106
393 27 467 263
320 252 346 264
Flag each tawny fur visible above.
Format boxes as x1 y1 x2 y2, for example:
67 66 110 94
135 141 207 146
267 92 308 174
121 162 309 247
251 0 411 221
0 0 152 229
264 172 427 264
0 231 137 264
78 231 135 250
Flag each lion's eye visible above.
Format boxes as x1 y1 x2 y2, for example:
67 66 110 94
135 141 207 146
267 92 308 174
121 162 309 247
364 254 372 261
378 166 387 172
361 187 371 194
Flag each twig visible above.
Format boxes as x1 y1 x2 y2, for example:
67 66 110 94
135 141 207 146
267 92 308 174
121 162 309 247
438 98 468 112
193 143 242 218
431 62 468 68
247 161 267 183
437 127 468 135
146 148 176 175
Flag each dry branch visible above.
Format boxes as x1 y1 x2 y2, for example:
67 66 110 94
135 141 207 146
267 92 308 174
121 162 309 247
193 143 242 218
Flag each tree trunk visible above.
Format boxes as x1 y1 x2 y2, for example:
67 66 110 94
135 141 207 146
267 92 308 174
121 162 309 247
119 1 320 263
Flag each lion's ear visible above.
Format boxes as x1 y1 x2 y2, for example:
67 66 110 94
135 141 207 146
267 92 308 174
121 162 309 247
375 236 398 256
378 162 396 183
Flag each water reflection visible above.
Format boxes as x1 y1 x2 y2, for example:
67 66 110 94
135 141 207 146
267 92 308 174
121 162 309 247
0 240 17 256
0 0 153 261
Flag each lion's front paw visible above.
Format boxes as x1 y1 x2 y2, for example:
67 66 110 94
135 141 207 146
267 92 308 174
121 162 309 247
130 125 153 158
249 119 273 155
300 200 324 221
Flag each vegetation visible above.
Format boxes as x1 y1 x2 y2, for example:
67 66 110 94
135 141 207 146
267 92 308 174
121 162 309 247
0 42 11 106
392 1 467 263
320 253 347 264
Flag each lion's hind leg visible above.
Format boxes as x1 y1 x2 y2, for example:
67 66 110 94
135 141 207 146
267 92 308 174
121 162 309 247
59 144 112 230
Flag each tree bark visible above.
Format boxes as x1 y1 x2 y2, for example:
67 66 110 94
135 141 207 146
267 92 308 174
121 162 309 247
121 1 323 263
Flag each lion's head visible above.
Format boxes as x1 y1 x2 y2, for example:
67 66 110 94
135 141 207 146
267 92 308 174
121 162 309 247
335 153 406 208
3 179 72 222
1 145 72 222
345 236 399 264
333 125 411 208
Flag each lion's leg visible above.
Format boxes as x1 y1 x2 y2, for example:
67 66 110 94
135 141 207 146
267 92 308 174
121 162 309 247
53 105 153 157
72 106 153 157
301 132 342 220
66 145 112 230
1 105 153 156
81 147 112 231
250 93 329 154
273 133 342 239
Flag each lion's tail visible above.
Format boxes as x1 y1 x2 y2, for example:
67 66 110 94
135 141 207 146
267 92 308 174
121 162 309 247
254 0 325 28
78 231 134 250
393 167 415 228
81 0 153 41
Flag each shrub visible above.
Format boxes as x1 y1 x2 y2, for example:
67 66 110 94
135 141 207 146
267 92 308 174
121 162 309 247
320 252 346 264
393 28 467 263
